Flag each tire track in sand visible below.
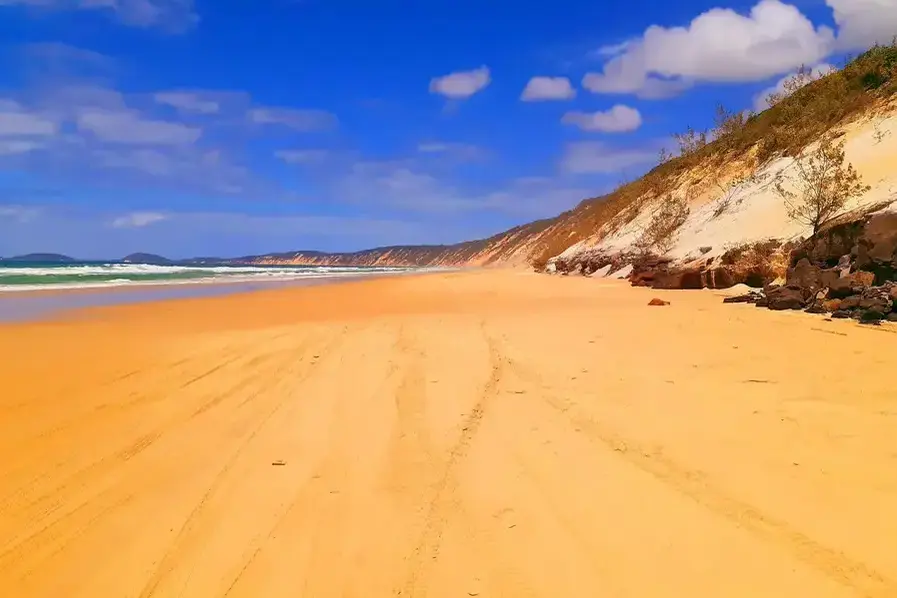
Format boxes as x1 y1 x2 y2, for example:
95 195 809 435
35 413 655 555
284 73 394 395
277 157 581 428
385 324 434 493
222 324 409 597
135 329 350 598
400 321 504 598
0 336 317 585
499 347 897 598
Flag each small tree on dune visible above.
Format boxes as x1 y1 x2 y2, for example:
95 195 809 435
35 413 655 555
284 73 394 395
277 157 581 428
765 64 830 108
673 127 707 157
713 104 750 144
634 194 691 256
774 135 870 236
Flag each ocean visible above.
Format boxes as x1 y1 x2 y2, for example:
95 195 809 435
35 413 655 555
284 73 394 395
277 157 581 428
0 261 412 292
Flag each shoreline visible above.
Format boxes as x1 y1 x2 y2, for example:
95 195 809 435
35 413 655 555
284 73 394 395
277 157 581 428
0 268 449 323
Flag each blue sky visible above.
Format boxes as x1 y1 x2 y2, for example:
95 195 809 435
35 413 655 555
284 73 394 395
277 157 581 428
0 0 895 258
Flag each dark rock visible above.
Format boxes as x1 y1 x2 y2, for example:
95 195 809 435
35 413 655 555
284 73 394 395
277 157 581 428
859 210 897 263
755 297 769 308
788 206 897 286
860 309 886 322
791 219 867 267
652 268 704 290
805 302 827 314
648 298 670 306
699 246 713 254
828 278 859 299
766 286 805 311
859 294 891 313
840 295 862 310
831 310 851 319
818 268 842 289
723 293 761 304
786 258 823 293
887 313 897 322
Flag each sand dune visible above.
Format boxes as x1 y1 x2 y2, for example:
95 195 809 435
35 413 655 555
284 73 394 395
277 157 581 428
1 271 896 597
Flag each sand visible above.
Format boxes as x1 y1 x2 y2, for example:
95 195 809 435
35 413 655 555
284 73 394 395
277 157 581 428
1 270 896 598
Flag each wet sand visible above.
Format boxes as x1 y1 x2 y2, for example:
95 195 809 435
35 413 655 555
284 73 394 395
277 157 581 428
1 269 895 597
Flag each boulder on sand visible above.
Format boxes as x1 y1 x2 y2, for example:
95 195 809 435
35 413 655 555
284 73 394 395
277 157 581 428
648 298 670 306
766 286 805 311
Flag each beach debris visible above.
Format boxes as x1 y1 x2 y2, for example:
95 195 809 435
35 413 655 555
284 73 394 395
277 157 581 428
648 298 670 306
272 460 287 466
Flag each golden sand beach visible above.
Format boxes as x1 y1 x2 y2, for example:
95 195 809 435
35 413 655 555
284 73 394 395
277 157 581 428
1 270 896 597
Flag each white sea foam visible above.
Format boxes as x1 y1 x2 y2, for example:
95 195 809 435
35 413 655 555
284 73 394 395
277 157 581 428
0 263 431 292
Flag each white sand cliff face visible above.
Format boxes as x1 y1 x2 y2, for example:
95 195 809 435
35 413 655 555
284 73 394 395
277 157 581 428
555 104 897 268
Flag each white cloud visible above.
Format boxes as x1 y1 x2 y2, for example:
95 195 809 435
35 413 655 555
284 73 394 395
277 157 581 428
77 109 201 145
248 107 337 131
584 0 834 97
828 0 897 50
0 0 198 31
560 141 657 174
154 91 220 114
0 101 57 136
111 211 167 228
275 149 329 164
521 77 576 101
562 105 642 133
753 63 835 111
429 66 491 99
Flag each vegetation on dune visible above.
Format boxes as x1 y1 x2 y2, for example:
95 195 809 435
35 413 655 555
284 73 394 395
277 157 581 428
774 135 871 236
634 194 691 256
529 38 897 269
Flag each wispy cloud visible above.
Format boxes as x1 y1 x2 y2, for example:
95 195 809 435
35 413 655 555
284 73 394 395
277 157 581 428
110 211 167 228
0 139 45 155
0 0 199 32
248 107 337 131
275 149 330 164
416 142 485 162
0 100 58 136
77 109 202 145
154 91 222 114
0 204 41 223
560 141 657 174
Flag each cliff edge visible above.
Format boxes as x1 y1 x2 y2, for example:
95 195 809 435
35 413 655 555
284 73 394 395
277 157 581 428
246 45 897 283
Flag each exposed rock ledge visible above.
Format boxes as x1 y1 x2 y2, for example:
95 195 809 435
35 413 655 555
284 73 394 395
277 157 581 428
545 239 793 291
545 201 897 302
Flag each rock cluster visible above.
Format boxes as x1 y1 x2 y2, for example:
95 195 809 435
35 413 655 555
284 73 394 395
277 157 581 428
726 257 897 323
546 240 792 291
723 206 897 322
